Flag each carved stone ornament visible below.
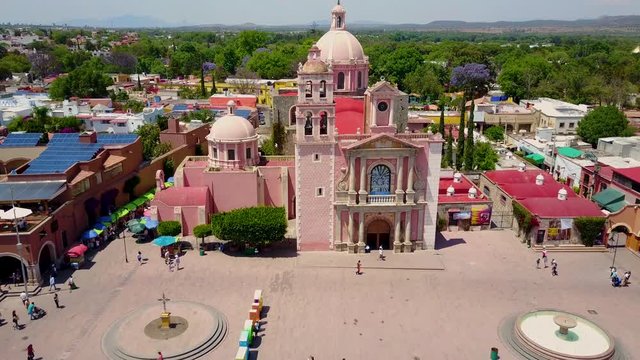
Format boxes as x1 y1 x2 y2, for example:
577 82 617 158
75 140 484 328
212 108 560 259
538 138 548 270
414 179 425 190
337 181 348 191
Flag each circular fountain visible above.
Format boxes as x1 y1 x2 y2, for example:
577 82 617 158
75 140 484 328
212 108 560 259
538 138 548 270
501 309 620 360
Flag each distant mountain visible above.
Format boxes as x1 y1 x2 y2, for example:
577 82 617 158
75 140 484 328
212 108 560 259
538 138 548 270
66 15 173 28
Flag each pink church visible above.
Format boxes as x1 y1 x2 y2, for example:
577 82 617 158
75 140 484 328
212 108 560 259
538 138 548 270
151 2 443 252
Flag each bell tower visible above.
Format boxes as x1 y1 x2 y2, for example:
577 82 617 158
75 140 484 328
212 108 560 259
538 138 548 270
331 0 347 30
295 45 337 251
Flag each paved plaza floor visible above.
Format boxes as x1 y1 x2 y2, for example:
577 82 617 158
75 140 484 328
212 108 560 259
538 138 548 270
1 229 639 359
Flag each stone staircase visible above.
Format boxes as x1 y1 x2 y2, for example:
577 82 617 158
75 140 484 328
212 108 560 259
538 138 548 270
0 285 42 303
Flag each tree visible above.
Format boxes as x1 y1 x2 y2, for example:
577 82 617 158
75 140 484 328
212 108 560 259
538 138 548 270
193 224 212 246
443 127 453 168
438 99 446 140
455 97 465 170
484 126 505 142
576 106 634 147
401 64 443 100
450 63 492 97
48 58 113 100
463 101 475 171
103 51 137 73
473 142 499 171
154 142 173 159
233 67 260 95
211 207 286 248
135 124 161 160
497 55 552 100
156 115 169 131
28 52 61 80
122 100 145 113
575 217 606 247
158 221 182 237
0 53 31 73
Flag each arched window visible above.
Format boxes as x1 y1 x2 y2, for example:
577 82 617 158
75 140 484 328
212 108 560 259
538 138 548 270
305 81 312 98
337 72 345 90
304 112 313 136
289 106 296 125
370 165 391 194
337 16 342 28
320 112 328 135
357 71 362 89
320 80 326 98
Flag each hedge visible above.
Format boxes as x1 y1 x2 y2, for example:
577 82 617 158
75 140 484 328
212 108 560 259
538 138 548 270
211 206 287 247
575 217 606 247
158 221 182 236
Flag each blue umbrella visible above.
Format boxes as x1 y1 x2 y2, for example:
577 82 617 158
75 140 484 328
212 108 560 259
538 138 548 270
99 215 115 223
93 223 107 231
144 219 159 229
153 236 177 247
82 229 100 239
167 177 175 183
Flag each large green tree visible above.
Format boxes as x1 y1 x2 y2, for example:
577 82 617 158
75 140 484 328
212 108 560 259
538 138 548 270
49 58 113 100
498 55 552 100
403 64 443 101
576 106 634 147
473 142 499 171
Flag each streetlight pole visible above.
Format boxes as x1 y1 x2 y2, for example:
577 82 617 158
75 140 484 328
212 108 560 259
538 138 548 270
123 223 129 263
10 186 29 298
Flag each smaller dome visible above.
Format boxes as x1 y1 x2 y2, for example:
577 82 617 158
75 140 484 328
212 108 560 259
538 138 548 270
209 114 256 141
332 4 345 13
468 187 477 194
226 100 236 107
446 185 455 196
302 59 329 74
536 174 544 180
558 188 568 195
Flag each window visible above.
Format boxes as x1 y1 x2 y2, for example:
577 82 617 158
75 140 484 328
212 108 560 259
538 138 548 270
600 183 607 191
95 172 102 185
101 120 110 124
583 174 590 184
320 112 328 135
337 72 345 90
304 113 313 136
635 198 640 205
559 122 565 128
117 123 126 127
377 101 389 112
357 71 362 89
500 194 507 205
228 149 236 161
320 81 326 98
313 154 320 162
370 165 391 194
483 186 490 195
316 187 324 197
212 147 218 159
337 16 342 28
568 123 575 128
305 81 312 98
246 147 252 160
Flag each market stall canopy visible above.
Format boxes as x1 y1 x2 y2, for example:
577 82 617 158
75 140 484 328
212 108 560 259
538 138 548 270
115 208 130 219
82 229 102 239
67 244 88 257
123 203 137 211
592 188 627 212
142 192 155 201
153 236 177 247
557 147 583 159
0 206 33 220
132 198 146 207
0 181 66 202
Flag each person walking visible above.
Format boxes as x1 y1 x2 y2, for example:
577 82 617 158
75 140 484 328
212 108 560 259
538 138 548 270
137 251 143 265
622 271 631 287
27 302 35 320
51 263 57 277
536 258 540 269
551 259 558 276
356 260 362 275
542 247 548 268
175 254 181 271
157 351 164 360
19 292 28 307
27 344 35 360
68 276 76 293
378 246 384 261
12 310 20 330
53 293 60 308
49 275 57 292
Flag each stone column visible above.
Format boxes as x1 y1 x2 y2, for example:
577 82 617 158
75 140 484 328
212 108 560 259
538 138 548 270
406 155 415 203
358 156 367 203
336 210 343 251
395 156 404 203
389 102 395 126
357 211 365 253
393 211 402 253
348 156 357 204
347 211 356 253
403 210 412 253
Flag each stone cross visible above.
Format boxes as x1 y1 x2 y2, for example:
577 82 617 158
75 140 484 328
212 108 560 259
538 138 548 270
158 292 171 313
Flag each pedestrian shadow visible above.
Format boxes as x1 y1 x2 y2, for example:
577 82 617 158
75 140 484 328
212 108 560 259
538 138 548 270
434 232 466 250
260 306 270 319
248 350 259 360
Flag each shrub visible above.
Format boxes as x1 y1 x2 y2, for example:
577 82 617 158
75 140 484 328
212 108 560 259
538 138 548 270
437 216 447 231
575 217 606 247
513 202 538 243
484 126 505 142
211 206 287 248
193 224 212 245
158 221 182 236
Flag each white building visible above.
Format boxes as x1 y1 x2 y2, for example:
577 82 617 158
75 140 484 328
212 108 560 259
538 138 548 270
597 136 640 160
81 107 164 134
0 93 51 125
520 98 588 135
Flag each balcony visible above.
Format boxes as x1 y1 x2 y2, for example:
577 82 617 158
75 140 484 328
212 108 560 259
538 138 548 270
366 194 395 205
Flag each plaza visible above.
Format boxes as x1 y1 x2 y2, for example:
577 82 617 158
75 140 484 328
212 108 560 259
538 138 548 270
0 229 639 359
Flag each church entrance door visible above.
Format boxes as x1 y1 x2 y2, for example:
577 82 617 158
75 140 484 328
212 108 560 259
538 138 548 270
366 220 391 250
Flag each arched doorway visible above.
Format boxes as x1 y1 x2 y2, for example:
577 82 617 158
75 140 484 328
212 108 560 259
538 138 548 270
0 253 28 285
38 242 56 277
84 197 99 224
367 220 391 250
100 188 119 215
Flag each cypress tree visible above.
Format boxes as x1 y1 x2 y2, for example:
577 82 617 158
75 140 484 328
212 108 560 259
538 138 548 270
463 101 476 171
455 96 465 170
439 102 445 150
444 126 454 168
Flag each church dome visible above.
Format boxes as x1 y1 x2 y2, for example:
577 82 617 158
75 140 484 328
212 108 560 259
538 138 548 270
302 59 329 74
208 114 256 141
316 30 365 64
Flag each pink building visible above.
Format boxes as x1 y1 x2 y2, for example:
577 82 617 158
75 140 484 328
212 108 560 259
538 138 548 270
152 2 443 252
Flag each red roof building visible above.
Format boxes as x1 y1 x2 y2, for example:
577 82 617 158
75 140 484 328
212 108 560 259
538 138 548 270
437 173 493 230
480 168 605 247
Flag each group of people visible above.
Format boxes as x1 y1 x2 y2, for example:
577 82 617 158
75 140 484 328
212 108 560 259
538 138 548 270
164 249 181 272
610 267 631 287
536 247 558 276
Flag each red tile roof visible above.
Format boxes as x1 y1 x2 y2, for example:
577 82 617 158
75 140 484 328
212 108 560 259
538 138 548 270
153 186 210 207
499 183 576 200
517 197 604 218
612 167 640 183
335 97 364 135
484 169 554 185
438 176 490 204
209 96 257 108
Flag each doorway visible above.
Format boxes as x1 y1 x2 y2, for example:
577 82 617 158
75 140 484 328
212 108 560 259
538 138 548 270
366 220 391 250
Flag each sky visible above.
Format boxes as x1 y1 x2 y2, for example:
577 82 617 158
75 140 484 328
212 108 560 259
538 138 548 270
1 0 640 26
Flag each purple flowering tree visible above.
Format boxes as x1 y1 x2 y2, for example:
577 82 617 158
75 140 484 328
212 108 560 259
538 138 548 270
201 62 217 96
450 63 492 96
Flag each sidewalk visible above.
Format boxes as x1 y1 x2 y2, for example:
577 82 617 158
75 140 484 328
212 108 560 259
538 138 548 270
295 251 445 270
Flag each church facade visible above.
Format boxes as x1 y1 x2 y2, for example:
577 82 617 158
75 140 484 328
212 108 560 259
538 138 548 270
151 1 443 252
